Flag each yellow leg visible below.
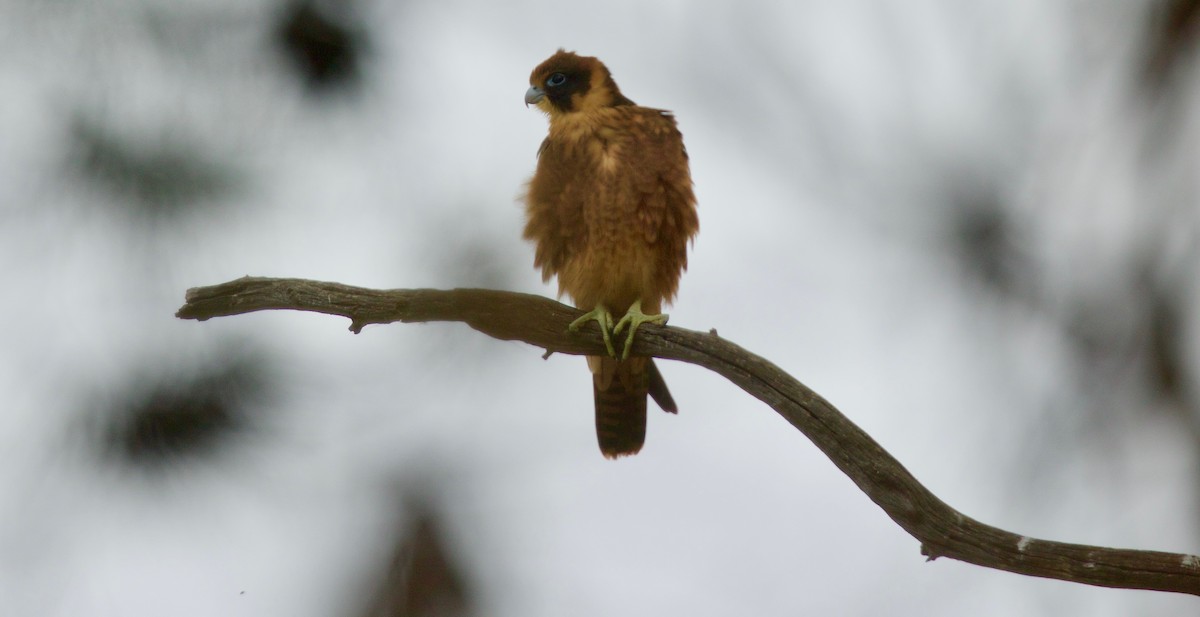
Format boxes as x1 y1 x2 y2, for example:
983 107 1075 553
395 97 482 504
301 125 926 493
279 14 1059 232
613 300 669 360
569 305 617 357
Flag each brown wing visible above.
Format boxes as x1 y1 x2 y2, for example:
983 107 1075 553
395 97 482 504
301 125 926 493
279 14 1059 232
522 137 588 284
623 108 699 305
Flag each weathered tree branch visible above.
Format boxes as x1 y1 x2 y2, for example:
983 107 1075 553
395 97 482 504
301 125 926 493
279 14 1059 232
177 276 1200 596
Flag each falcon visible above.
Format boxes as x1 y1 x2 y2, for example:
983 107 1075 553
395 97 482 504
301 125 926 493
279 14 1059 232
522 50 699 458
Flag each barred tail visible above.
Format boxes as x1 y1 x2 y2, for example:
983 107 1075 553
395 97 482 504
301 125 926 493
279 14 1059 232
592 356 649 458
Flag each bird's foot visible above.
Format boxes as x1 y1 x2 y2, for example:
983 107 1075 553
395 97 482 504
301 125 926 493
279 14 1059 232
569 305 617 357
613 300 668 360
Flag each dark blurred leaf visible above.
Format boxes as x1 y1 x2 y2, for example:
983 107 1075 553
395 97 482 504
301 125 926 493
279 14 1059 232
1143 0 1200 88
362 504 472 617
276 0 366 92
70 116 238 216
424 215 521 291
956 207 1009 289
103 355 270 467
947 179 1027 296
1147 287 1185 405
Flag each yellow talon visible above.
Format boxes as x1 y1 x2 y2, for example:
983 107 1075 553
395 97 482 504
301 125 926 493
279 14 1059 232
613 300 669 360
569 305 617 357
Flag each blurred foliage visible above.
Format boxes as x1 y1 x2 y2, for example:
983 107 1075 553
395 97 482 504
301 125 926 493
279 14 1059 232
1143 0 1200 88
101 354 272 467
948 180 1028 298
361 503 473 617
69 116 238 216
423 215 524 291
1146 284 1186 406
276 0 367 93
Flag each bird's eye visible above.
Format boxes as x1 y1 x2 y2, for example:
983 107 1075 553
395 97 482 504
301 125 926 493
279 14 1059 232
546 73 567 87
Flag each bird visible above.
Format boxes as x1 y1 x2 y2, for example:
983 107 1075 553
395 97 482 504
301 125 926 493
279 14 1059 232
522 49 699 458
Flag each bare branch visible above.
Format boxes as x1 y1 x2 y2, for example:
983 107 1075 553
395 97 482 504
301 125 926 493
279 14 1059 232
177 276 1200 596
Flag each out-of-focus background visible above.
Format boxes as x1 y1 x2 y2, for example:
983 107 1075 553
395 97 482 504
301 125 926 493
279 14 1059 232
2 0 1199 615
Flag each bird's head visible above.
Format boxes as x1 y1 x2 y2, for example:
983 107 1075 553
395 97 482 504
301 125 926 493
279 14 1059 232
525 49 634 118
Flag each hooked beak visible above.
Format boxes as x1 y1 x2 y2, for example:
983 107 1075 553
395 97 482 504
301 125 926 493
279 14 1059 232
524 86 545 106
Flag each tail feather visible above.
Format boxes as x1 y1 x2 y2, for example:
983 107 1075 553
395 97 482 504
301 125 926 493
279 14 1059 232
593 356 649 458
647 359 677 414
